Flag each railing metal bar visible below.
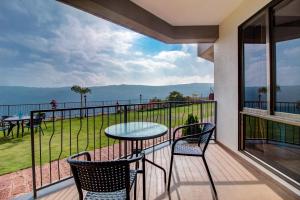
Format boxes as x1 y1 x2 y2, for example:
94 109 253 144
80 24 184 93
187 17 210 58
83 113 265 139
93 109 96 161
57 110 64 180
85 109 89 151
76 110 82 154
69 110 72 176
99 107 104 160
39 114 42 187
107 107 110 160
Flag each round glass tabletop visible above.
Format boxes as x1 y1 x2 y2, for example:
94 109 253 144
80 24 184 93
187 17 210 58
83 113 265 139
105 122 168 141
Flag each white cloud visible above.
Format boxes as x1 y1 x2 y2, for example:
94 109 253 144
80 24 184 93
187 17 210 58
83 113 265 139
0 0 214 87
124 59 177 72
134 51 143 56
154 51 189 62
50 15 141 57
196 57 206 63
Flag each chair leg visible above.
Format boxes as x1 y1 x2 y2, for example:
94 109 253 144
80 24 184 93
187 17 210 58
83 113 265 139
40 126 44 135
167 154 174 191
134 180 137 200
202 156 217 199
44 121 47 129
142 158 146 200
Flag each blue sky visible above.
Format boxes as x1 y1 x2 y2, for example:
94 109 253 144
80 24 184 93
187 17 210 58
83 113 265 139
0 0 214 87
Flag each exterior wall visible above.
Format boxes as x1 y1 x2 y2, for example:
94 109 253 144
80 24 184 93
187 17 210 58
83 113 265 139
214 0 271 151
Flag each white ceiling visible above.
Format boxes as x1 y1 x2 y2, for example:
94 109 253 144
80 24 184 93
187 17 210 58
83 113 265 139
131 0 244 26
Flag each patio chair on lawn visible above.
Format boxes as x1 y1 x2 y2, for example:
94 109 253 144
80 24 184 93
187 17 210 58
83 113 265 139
68 151 146 200
0 116 10 137
167 122 217 199
25 114 44 136
38 112 47 129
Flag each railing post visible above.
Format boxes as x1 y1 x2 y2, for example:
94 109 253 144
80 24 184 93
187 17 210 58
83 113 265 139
30 111 37 199
124 105 128 123
214 101 217 141
7 105 10 116
169 102 172 143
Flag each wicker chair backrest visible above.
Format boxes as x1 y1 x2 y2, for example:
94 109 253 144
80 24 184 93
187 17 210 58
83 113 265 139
37 113 46 120
198 123 215 153
32 116 43 125
69 159 130 193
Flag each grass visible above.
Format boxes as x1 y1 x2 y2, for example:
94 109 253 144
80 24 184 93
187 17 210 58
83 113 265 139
0 103 215 175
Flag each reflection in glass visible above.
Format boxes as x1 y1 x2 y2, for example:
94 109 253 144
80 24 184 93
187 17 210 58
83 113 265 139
274 0 300 114
242 14 268 110
244 115 300 183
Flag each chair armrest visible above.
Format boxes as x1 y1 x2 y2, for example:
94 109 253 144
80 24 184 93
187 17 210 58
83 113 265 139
126 151 145 163
68 151 91 161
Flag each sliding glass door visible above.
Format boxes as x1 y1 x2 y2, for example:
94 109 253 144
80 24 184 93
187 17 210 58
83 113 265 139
239 0 300 184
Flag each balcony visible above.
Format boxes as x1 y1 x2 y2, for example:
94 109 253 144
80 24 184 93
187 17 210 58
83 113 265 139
29 143 297 200
0 101 294 200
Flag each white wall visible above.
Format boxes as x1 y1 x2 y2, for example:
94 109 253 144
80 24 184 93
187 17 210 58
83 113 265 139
214 0 271 151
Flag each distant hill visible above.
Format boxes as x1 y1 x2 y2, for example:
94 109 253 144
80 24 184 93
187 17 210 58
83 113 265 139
0 83 214 105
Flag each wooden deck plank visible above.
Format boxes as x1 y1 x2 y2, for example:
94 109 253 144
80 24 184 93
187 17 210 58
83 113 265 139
39 144 299 200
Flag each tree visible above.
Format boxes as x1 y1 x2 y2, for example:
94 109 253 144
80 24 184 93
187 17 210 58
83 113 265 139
149 97 162 103
71 85 91 117
257 86 280 108
167 91 185 101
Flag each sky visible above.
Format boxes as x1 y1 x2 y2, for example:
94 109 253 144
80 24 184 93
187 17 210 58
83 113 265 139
0 0 214 87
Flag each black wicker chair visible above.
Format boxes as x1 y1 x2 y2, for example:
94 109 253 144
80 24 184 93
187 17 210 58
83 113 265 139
167 122 217 198
38 112 47 129
67 151 146 200
25 114 44 136
0 116 10 137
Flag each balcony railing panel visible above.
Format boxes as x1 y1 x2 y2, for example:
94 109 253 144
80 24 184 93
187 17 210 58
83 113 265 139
30 101 217 198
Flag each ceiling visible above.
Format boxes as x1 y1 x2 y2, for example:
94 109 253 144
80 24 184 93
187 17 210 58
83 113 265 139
131 0 244 26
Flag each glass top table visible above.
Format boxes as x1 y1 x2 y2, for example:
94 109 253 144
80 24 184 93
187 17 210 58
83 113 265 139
105 122 168 141
4 115 31 137
105 122 168 186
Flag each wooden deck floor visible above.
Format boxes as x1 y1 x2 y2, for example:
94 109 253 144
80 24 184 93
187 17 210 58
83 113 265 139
39 143 299 200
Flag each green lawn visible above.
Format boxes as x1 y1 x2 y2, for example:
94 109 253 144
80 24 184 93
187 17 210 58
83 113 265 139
0 103 215 175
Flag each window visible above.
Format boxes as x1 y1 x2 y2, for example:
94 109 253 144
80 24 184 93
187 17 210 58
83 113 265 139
273 0 300 114
242 13 268 110
239 0 300 185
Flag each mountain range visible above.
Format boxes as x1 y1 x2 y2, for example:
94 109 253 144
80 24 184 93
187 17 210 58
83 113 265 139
0 83 214 105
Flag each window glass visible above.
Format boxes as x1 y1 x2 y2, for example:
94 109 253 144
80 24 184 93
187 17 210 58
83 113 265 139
274 0 300 114
243 14 268 110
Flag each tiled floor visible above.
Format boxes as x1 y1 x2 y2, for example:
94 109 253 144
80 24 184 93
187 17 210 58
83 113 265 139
39 143 299 200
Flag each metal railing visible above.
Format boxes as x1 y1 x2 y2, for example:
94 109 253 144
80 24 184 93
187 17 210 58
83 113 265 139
30 100 217 198
244 101 300 114
0 99 149 117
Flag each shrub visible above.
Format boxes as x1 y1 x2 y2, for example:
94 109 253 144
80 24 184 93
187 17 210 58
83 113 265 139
182 114 201 136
